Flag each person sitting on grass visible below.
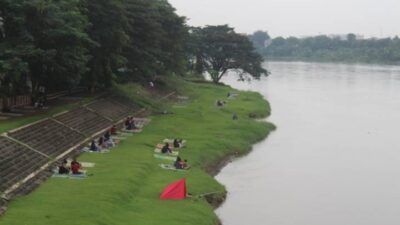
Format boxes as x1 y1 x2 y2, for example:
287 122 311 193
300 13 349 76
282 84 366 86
126 121 133 130
174 157 183 169
104 130 111 141
181 160 189 169
125 117 131 127
174 157 189 170
110 125 117 135
106 131 117 148
58 159 70 174
232 113 238 120
71 159 82 175
161 143 172 154
90 140 99 151
98 136 107 149
173 139 183 148
126 117 137 131
216 100 225 107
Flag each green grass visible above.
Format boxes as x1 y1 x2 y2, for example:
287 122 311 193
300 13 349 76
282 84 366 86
0 81 275 225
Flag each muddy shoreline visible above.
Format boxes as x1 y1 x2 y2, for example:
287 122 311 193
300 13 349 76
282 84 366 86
205 120 274 225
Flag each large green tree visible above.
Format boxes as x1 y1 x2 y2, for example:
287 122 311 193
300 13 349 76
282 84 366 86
0 0 189 101
23 0 91 93
0 0 33 110
0 0 91 100
154 0 188 76
122 0 187 82
84 0 129 91
192 25 268 83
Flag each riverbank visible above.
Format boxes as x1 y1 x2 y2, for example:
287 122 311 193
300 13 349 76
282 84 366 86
0 79 275 225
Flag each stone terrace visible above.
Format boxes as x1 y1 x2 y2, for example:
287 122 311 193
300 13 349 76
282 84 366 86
109 96 141 112
86 98 132 121
54 107 112 136
8 119 85 158
0 137 49 193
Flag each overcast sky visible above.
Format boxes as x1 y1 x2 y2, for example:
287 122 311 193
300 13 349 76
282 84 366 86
168 0 400 38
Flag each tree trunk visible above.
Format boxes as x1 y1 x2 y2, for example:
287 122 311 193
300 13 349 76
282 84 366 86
2 97 10 112
213 68 228 84
195 55 204 74
90 83 96 94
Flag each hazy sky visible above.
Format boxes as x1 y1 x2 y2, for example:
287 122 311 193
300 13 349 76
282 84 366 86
168 0 400 38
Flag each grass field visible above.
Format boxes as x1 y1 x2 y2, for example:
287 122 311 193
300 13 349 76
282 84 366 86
0 81 275 225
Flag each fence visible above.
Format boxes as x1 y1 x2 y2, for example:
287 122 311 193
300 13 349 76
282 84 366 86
0 87 87 111
0 95 32 111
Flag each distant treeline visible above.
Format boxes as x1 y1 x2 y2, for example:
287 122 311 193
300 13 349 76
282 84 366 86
248 31 400 64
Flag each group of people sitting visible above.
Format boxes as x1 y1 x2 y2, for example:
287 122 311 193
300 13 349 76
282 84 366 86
160 139 184 154
57 117 149 177
157 138 189 170
124 117 139 131
58 159 83 175
90 126 119 152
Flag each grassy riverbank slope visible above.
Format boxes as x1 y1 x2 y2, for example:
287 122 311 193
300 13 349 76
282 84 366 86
0 80 275 225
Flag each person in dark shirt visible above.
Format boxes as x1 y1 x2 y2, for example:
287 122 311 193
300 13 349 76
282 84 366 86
173 139 184 148
58 160 70 174
124 117 130 127
174 157 183 169
90 140 99 151
104 131 111 141
174 157 189 170
161 143 172 154
98 136 106 148
104 131 115 148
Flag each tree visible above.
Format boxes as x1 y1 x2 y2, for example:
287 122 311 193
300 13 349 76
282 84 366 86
261 34 400 63
0 0 33 110
122 0 187 83
0 0 190 101
154 0 188 76
23 0 91 94
192 25 268 83
84 0 129 91
347 33 356 42
0 0 92 97
249 30 270 49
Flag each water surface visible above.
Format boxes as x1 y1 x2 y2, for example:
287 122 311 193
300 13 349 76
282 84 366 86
216 61 400 225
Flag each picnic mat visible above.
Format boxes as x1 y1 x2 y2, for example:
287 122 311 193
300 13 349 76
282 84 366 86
154 148 179 156
159 164 187 172
153 154 177 161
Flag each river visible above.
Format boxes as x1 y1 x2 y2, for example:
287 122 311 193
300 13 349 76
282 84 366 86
216 61 400 225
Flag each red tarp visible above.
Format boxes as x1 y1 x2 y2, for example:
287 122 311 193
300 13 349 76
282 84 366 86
160 178 187 200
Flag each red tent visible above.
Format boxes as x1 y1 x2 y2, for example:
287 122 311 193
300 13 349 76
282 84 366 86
160 178 187 200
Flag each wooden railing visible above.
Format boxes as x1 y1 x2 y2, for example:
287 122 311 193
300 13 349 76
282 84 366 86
0 87 87 111
0 95 32 111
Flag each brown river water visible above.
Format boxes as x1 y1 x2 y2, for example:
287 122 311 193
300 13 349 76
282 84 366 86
216 61 400 225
